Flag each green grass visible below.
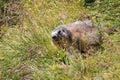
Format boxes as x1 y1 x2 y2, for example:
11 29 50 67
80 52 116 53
0 0 120 80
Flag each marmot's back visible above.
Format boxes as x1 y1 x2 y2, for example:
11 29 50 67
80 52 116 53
65 20 100 45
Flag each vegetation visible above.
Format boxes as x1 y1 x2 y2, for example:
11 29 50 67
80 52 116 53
0 0 120 80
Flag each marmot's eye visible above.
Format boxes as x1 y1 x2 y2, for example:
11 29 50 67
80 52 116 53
58 30 61 34
62 29 65 32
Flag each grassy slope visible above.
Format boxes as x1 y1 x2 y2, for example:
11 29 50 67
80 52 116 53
0 0 120 80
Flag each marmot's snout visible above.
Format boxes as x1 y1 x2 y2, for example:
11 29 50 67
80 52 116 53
52 35 59 41
52 33 58 41
52 35 57 40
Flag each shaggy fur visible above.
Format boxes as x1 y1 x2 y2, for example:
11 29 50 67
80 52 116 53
51 20 101 56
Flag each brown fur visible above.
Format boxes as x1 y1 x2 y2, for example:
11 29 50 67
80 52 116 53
51 20 102 56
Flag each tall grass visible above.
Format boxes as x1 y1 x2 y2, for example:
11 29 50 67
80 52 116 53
0 0 120 80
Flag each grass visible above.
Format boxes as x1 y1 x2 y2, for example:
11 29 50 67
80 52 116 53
0 0 120 80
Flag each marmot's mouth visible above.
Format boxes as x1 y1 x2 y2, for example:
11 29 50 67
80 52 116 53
52 39 59 41
52 36 60 41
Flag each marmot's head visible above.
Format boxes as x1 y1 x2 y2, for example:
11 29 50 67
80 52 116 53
51 26 72 42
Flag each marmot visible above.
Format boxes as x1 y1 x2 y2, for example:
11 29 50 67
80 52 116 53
51 20 102 56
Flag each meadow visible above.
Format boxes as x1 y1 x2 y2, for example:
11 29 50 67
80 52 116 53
0 0 120 80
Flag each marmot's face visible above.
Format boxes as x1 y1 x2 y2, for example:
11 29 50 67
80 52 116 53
51 26 69 42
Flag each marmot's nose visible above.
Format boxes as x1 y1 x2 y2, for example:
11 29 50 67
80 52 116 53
52 36 57 40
